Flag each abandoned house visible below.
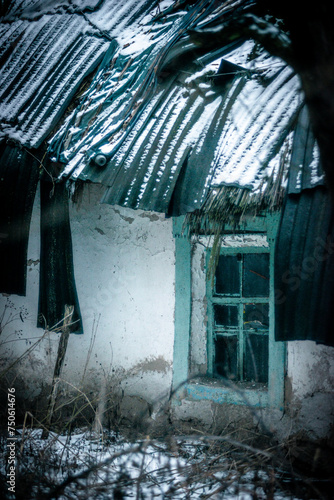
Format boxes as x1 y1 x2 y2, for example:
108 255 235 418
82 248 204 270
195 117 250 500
0 0 333 443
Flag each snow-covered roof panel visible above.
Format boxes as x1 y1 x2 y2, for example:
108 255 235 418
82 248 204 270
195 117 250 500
86 0 167 34
287 106 324 193
100 87 224 212
51 32 301 214
0 13 110 147
49 3 192 165
211 66 300 189
3 0 106 20
0 0 307 216
0 0 160 148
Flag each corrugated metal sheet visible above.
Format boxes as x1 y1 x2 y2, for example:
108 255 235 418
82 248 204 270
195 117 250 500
287 106 325 193
100 74 228 213
2 0 101 20
275 186 334 346
0 143 40 295
0 142 83 331
0 14 109 147
49 0 219 167
39 176 82 333
86 0 158 34
99 61 299 215
274 105 332 346
49 24 301 214
0 0 159 148
0 0 304 215
2 0 294 215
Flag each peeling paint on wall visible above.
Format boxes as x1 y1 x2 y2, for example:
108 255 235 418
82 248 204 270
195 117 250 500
286 341 334 439
112 207 135 224
130 356 171 375
0 183 175 413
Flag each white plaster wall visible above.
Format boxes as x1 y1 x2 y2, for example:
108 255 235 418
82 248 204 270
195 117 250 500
286 341 334 439
0 183 175 406
190 238 208 374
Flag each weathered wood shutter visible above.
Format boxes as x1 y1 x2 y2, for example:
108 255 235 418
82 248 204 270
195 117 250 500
38 175 82 333
0 143 40 295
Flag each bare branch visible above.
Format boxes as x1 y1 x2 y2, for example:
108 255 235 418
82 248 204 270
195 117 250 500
189 12 293 66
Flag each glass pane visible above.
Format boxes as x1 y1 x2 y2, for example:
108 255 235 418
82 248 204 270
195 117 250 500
244 333 268 383
214 304 238 327
244 303 269 331
215 255 240 295
243 253 269 297
214 335 238 379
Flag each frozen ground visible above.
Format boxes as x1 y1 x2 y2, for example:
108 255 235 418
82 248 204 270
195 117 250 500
1 427 323 499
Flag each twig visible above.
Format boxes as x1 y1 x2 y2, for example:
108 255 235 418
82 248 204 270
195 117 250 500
41 443 144 500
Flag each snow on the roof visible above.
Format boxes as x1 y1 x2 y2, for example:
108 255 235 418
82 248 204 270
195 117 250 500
0 0 306 215
48 24 302 213
221 39 285 76
0 11 110 147
0 0 164 148
184 59 222 84
49 2 188 165
309 143 324 186
211 66 300 190
85 0 175 35
3 0 102 21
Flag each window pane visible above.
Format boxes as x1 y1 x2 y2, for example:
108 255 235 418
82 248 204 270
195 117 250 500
244 303 269 330
214 304 238 327
243 253 269 297
215 255 240 295
214 335 238 379
244 334 268 383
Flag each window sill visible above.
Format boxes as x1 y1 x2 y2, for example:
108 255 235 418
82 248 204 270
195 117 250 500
183 377 269 408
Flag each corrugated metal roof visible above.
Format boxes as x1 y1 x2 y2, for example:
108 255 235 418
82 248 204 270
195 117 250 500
86 0 159 34
0 0 304 215
100 61 300 214
49 0 216 167
0 15 108 147
2 0 101 20
46 1 301 215
53 47 300 214
0 0 159 148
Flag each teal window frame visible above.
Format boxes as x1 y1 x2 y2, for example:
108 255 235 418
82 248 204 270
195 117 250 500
172 215 286 409
207 246 270 381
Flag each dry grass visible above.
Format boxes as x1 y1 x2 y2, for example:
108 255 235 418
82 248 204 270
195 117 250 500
1 406 333 500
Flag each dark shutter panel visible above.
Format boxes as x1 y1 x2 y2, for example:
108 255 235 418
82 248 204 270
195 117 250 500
0 143 40 295
38 177 82 333
275 186 334 346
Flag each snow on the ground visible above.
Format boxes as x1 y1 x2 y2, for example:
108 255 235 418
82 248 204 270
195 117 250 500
0 428 306 499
